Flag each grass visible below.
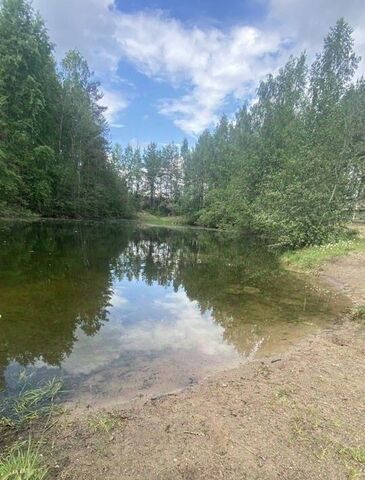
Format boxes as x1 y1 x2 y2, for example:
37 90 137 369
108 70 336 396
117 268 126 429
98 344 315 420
88 412 119 434
0 376 63 479
137 211 187 227
0 377 63 429
0 202 39 221
347 467 362 480
340 447 365 478
0 439 48 480
340 447 365 465
275 388 293 405
281 237 365 271
352 305 365 321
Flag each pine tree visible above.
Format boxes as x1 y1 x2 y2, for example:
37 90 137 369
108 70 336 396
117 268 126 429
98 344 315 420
0 0 59 213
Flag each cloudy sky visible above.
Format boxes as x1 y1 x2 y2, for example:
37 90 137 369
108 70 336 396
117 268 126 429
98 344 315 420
32 0 365 145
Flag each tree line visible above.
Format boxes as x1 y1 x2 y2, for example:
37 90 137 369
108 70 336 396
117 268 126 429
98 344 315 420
189 19 365 247
116 19 365 247
0 0 364 247
0 0 131 218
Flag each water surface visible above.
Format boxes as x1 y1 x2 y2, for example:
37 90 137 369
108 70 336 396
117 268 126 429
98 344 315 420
0 221 346 405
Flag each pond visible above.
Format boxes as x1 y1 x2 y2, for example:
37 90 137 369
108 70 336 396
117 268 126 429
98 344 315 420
0 221 347 406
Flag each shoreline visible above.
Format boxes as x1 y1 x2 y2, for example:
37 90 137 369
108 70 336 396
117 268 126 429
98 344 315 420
1 232 365 479
43 250 365 479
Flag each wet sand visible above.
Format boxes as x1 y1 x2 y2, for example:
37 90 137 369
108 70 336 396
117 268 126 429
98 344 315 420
42 250 365 480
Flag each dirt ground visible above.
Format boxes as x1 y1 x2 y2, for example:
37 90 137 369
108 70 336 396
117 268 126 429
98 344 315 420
44 253 365 480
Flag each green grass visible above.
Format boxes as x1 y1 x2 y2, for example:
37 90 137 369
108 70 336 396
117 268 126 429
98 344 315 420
88 412 119 434
347 467 362 480
281 238 365 271
0 377 63 429
340 446 365 465
137 211 187 227
352 305 365 320
0 377 63 478
0 202 39 221
0 440 48 480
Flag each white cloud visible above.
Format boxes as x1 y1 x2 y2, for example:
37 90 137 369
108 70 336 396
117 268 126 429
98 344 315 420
33 0 118 70
32 0 284 135
267 0 365 74
113 11 284 134
33 0 365 137
100 89 128 125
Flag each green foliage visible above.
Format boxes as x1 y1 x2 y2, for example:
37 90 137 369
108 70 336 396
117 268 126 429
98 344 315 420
137 212 186 226
111 140 184 216
0 376 63 428
88 412 120 434
351 305 365 321
178 19 365 247
0 0 132 219
340 446 365 466
0 4 363 242
0 440 48 480
281 236 365 271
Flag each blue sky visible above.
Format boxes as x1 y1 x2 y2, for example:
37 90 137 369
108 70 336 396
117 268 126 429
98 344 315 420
33 0 365 146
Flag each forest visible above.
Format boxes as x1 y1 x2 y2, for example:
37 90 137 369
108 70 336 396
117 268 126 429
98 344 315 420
0 0 364 247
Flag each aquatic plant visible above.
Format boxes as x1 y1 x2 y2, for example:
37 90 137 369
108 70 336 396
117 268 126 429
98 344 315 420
0 377 63 429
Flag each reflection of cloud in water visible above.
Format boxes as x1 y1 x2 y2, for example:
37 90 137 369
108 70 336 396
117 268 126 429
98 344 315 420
110 289 128 308
61 286 239 376
129 290 235 356
1 222 347 403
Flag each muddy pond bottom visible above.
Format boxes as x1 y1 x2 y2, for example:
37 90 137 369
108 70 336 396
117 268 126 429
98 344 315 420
0 221 347 406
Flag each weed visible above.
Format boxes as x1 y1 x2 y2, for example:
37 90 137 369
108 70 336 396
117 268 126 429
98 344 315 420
347 467 361 480
276 388 291 399
352 306 365 321
291 416 307 438
331 417 343 429
340 447 365 465
275 389 293 406
281 237 365 271
0 377 63 428
290 410 321 439
0 439 48 480
88 412 119 434
314 443 329 461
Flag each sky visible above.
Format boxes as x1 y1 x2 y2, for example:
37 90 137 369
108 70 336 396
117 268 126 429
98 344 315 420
32 0 365 146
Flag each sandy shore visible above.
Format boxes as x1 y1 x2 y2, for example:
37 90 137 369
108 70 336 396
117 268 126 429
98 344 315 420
44 252 365 480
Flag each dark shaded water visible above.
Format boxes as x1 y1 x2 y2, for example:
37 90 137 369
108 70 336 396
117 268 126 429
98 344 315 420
0 221 346 405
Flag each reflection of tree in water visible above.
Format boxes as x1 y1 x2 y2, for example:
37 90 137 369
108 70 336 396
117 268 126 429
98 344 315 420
113 229 336 355
0 222 127 389
0 222 335 390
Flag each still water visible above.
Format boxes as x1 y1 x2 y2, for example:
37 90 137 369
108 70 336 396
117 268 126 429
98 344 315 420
0 221 346 405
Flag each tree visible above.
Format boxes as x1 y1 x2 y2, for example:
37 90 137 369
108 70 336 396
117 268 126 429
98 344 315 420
0 0 59 213
55 50 131 218
0 0 131 219
143 142 163 210
180 20 365 247
160 143 181 212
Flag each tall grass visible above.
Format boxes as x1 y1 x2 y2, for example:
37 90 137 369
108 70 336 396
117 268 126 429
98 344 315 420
0 376 62 479
0 440 48 480
0 377 63 429
281 238 365 271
